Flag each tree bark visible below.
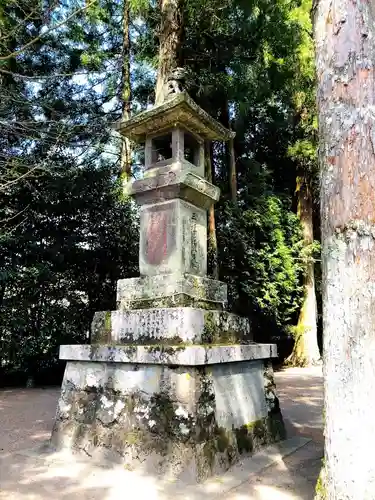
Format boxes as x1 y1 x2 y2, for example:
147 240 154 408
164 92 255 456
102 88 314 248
205 141 219 280
288 173 320 366
154 0 184 105
314 0 375 497
119 0 132 184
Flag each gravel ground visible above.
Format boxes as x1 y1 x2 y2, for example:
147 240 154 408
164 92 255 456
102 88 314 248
0 366 323 499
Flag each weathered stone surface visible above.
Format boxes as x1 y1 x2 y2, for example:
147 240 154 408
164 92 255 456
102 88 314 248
51 357 284 483
263 359 286 442
143 158 201 179
128 168 220 210
59 344 278 366
139 200 207 277
91 308 252 345
212 361 267 430
113 92 235 143
116 273 228 310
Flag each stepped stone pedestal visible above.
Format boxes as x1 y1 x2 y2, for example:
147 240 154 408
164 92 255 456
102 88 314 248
51 92 285 482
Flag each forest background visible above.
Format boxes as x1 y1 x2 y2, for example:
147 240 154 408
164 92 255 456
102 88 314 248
0 0 320 386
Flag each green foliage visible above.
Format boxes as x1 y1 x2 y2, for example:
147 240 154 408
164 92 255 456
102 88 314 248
219 193 303 338
0 164 138 383
0 0 139 384
179 0 314 339
0 0 318 381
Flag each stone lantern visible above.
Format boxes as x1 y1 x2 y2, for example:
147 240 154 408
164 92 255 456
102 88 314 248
119 93 229 279
51 92 285 483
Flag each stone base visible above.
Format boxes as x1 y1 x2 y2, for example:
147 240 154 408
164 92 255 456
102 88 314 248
51 345 285 483
91 307 251 345
116 273 227 310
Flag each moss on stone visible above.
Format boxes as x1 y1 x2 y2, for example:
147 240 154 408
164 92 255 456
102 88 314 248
91 311 112 344
235 428 254 454
235 421 266 453
122 294 224 311
192 276 206 298
145 344 187 355
122 345 138 358
267 413 286 441
124 430 143 445
147 391 193 446
252 419 267 439
199 418 277 468
120 335 186 346
104 311 111 332
88 344 102 361
315 463 327 500
215 427 231 452
55 356 285 482
201 311 248 344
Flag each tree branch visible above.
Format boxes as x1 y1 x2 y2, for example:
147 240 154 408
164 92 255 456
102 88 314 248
0 0 97 61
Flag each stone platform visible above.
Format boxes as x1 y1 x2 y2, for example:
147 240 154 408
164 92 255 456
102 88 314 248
51 344 285 483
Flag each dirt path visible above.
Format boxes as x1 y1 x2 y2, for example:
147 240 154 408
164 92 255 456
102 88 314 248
0 366 323 499
0 387 60 454
231 367 324 499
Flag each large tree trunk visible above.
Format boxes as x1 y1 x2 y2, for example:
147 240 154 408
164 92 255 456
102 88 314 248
205 141 219 280
154 0 184 105
314 0 375 497
288 173 320 366
119 0 132 184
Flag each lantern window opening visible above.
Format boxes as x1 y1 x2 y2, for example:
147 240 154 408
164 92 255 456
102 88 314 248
151 133 173 164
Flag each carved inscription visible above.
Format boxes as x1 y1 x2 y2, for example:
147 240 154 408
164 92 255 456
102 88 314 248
191 212 198 269
182 215 188 269
143 203 176 266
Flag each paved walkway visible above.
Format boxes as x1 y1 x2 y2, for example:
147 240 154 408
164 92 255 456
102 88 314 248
0 367 323 499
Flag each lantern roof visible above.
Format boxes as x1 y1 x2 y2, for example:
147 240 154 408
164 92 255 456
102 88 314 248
112 92 235 143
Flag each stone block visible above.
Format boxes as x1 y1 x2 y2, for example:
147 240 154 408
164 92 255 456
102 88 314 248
212 361 267 430
139 199 207 276
51 353 285 483
128 167 220 210
144 158 203 179
91 308 252 345
58 344 278 366
116 273 227 310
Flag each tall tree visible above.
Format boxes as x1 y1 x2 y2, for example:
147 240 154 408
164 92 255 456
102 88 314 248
314 0 375 497
154 0 184 104
205 141 219 279
286 0 321 366
119 0 132 183
288 169 321 366
228 136 237 203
